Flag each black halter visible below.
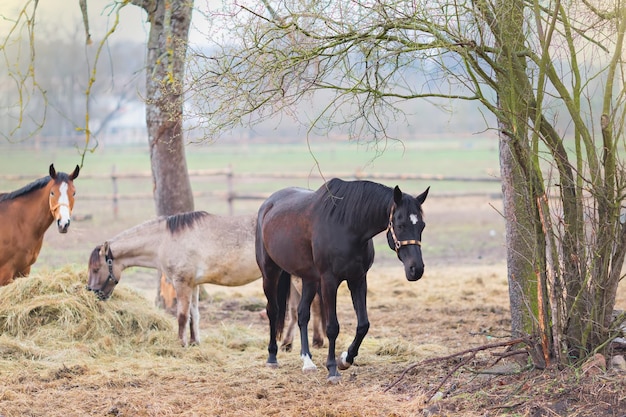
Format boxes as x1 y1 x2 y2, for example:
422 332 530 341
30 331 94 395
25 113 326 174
104 247 119 288
387 204 421 252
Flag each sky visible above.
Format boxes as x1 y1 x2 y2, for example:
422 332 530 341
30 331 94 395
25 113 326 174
0 0 217 46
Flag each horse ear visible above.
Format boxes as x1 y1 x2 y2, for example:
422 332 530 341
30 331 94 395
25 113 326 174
70 165 80 180
49 164 57 179
393 185 403 205
100 242 109 257
416 186 430 205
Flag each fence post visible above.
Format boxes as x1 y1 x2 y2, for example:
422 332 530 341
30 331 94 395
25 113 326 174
111 165 118 219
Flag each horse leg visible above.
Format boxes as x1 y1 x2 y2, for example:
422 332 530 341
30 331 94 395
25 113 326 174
188 285 201 346
338 278 370 370
17 266 31 278
0 267 13 286
321 277 341 383
281 281 299 352
298 279 318 372
311 292 325 348
262 263 285 367
173 281 192 347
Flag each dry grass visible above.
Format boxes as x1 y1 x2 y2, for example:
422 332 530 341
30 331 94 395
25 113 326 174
0 264 623 417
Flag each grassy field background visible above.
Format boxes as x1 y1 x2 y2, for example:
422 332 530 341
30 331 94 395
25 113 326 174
0 137 501 203
1 137 505 273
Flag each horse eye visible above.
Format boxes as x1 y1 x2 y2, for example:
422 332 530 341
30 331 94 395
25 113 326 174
50 191 55 196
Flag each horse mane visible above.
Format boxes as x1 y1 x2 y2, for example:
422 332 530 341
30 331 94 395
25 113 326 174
88 245 102 269
0 176 51 203
165 211 210 235
316 178 392 227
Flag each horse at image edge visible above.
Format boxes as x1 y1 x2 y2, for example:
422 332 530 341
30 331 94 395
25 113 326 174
0 164 80 286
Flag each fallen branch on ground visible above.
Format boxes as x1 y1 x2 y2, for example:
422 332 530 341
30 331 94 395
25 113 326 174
383 337 531 402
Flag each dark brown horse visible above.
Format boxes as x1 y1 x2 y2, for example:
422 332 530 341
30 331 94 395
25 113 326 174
256 178 429 382
0 164 80 286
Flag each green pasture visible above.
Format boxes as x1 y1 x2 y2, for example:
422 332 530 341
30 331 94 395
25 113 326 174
0 137 506 278
0 137 501 203
1 138 500 174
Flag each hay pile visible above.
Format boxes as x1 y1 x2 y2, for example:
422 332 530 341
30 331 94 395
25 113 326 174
0 267 174 360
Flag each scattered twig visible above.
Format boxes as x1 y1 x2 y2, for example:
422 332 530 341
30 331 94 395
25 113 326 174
467 363 533 376
486 402 525 411
491 349 529 359
426 351 477 401
384 337 530 400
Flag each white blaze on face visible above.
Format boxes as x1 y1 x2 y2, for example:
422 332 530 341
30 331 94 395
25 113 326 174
410 213 419 225
58 182 71 227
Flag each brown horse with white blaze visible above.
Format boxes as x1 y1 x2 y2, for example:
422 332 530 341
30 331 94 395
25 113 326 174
0 164 80 286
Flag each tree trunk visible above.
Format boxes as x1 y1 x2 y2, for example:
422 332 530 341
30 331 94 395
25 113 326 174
491 0 552 365
134 0 195 311
143 0 194 216
499 136 534 336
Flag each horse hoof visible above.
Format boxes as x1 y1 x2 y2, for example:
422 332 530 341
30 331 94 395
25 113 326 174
302 365 318 373
327 375 341 384
337 351 351 370
266 362 279 369
301 354 317 372
281 343 293 352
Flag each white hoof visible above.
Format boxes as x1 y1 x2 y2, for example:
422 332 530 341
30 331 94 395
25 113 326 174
338 351 351 370
266 362 279 369
301 354 317 372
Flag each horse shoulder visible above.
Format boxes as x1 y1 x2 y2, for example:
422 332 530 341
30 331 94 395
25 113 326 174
156 232 196 285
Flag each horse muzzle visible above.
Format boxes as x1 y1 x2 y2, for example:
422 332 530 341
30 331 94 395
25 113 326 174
87 286 110 301
57 219 70 233
405 263 424 282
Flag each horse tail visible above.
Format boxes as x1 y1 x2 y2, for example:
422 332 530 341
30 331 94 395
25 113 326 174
275 270 291 341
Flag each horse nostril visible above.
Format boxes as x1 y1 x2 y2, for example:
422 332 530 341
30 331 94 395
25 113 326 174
57 220 68 233
408 264 424 281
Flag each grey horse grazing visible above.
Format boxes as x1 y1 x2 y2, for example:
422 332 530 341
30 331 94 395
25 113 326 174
87 211 323 349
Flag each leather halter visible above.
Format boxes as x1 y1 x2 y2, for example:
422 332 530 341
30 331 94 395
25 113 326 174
387 204 421 252
49 201 72 217
102 247 119 289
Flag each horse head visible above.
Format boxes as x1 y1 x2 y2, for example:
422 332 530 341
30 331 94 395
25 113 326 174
48 164 80 233
87 242 119 300
386 185 430 281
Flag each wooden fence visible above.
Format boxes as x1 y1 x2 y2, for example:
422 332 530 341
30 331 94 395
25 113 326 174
0 167 502 216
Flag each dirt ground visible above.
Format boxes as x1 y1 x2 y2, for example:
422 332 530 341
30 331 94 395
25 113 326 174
1 195 625 416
